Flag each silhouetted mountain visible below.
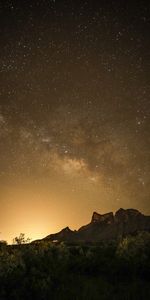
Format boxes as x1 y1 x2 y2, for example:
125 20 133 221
45 226 76 242
40 208 150 243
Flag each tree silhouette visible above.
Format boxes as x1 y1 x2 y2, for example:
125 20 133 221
13 233 31 245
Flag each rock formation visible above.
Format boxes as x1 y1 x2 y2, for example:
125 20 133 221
41 208 150 243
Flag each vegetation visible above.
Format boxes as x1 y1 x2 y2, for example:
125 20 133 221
0 232 150 300
13 233 31 245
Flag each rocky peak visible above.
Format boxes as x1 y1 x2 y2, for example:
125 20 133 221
61 227 71 233
91 212 101 222
91 211 114 224
59 227 74 236
115 208 141 223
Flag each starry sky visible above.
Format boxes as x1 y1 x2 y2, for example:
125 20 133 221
0 0 150 243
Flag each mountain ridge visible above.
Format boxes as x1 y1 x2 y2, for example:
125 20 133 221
34 208 150 243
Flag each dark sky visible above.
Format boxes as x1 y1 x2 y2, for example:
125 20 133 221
0 0 150 243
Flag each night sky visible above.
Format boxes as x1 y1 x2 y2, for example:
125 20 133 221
0 0 150 243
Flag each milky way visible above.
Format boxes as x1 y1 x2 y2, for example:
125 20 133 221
0 0 149 243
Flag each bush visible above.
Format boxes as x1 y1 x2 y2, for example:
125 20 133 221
0 234 149 299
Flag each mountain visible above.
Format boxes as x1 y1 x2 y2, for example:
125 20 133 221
39 208 150 243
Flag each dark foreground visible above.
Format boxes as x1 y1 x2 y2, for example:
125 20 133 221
0 232 150 300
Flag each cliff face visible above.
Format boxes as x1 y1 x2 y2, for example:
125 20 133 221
115 208 150 236
91 212 114 224
42 208 150 243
